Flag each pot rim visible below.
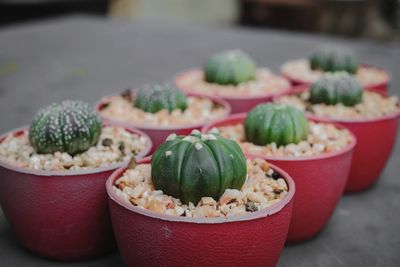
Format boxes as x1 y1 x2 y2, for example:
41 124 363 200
201 113 357 162
0 123 153 177
280 60 390 89
106 157 295 224
96 91 232 131
276 84 400 124
174 68 292 100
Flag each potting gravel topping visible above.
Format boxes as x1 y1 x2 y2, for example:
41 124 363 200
113 157 288 218
29 100 102 155
244 103 309 146
134 83 188 113
99 89 227 127
309 72 362 106
276 90 400 120
204 50 256 85
0 126 148 171
310 46 359 74
177 68 290 97
281 59 388 87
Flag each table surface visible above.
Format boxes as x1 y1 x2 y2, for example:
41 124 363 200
0 15 399 267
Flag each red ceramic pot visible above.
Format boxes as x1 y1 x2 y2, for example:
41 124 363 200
202 114 356 243
278 85 400 192
174 69 292 114
96 92 231 153
107 157 295 267
281 64 389 95
0 125 152 260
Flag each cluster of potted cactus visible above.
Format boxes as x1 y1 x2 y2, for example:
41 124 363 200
0 46 398 266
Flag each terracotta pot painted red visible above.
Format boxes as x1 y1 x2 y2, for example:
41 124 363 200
202 114 356 243
107 157 295 267
174 69 292 114
96 92 231 153
0 125 152 260
276 85 400 192
281 64 389 94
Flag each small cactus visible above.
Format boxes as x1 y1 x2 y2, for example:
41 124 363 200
29 100 102 155
204 50 256 85
151 130 247 205
310 72 363 106
310 47 359 74
244 103 309 146
134 83 188 113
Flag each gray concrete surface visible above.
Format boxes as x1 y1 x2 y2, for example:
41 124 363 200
0 15 399 267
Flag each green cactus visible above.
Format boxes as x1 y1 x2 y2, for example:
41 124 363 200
309 72 363 106
29 100 102 155
134 83 188 113
310 47 359 74
151 130 247 205
244 103 309 146
204 50 256 85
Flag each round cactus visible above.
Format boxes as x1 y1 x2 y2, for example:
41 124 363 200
310 47 359 74
134 83 188 113
244 103 309 146
309 72 363 106
151 130 247 205
204 50 256 85
29 100 102 155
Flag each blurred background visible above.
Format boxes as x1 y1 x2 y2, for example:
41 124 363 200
0 0 399 40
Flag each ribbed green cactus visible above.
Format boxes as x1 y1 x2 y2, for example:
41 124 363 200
310 72 363 106
29 100 102 155
244 103 309 146
204 50 256 85
134 83 188 113
151 130 247 205
310 47 359 74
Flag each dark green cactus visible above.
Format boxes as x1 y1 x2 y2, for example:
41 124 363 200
244 103 309 146
134 83 188 113
151 130 247 205
310 72 363 106
204 50 256 85
29 100 102 155
310 47 359 74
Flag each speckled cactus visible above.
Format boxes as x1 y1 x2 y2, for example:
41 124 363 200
310 47 359 74
29 100 102 155
244 103 309 146
310 72 363 106
204 50 256 85
134 83 188 113
151 130 247 205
